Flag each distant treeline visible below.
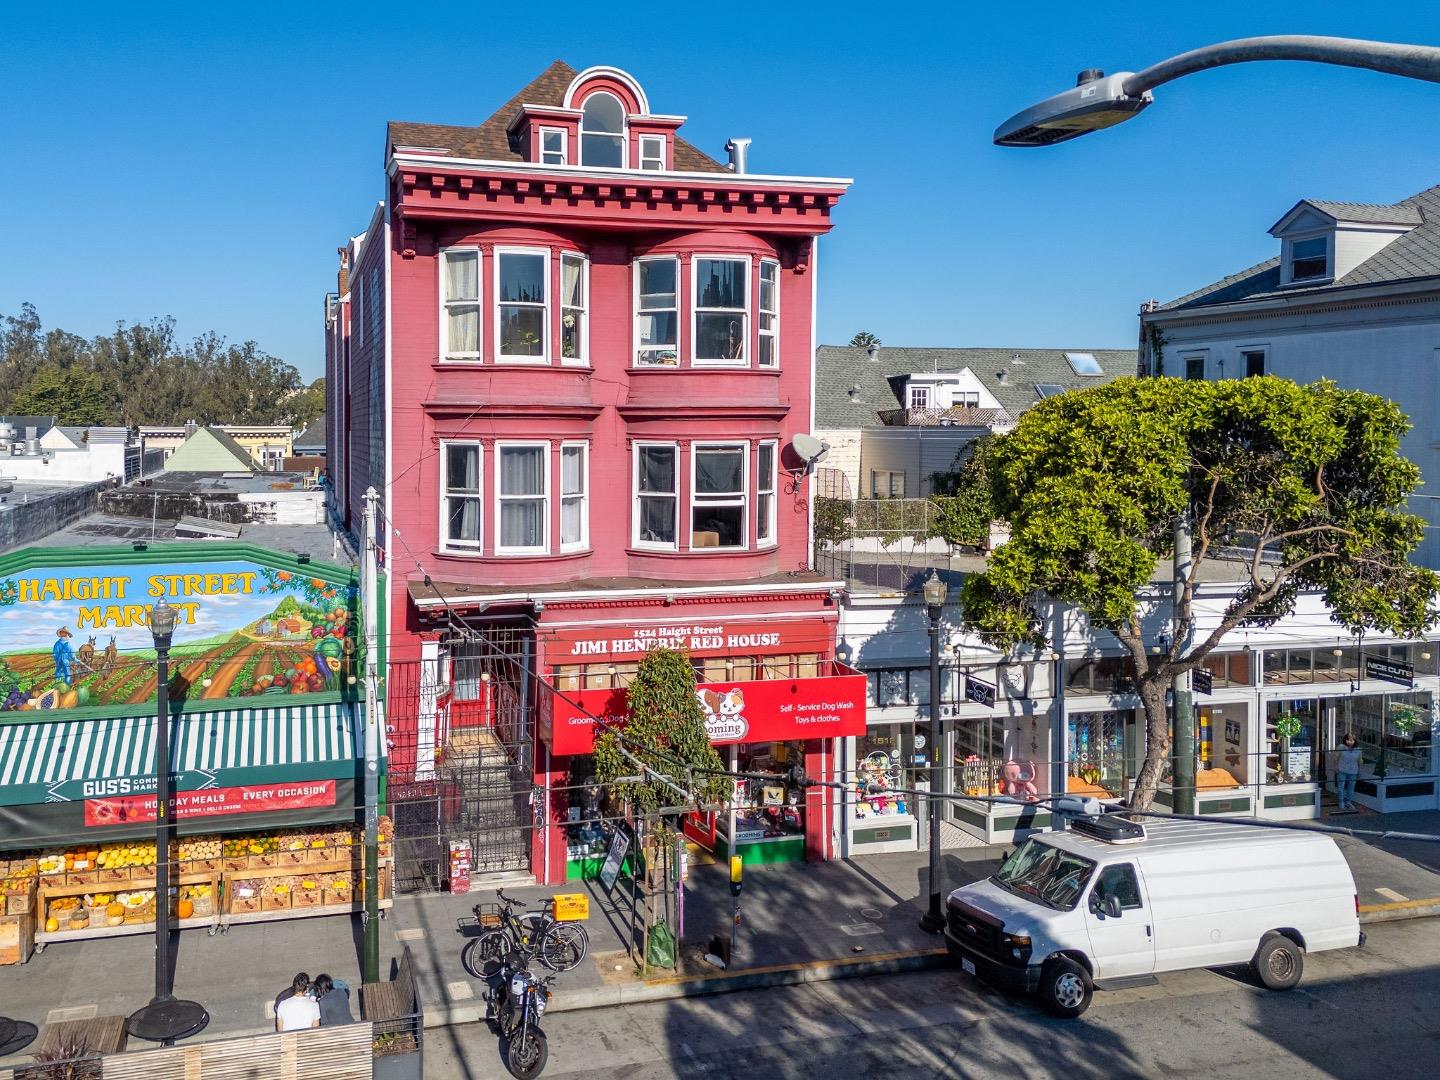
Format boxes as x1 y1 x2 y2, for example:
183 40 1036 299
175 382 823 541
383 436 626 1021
0 303 323 428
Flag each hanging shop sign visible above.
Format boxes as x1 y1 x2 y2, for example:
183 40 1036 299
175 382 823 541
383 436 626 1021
0 553 358 712
82 781 337 827
1364 654 1414 688
964 674 997 708
541 617 835 662
1192 667 1213 696
541 665 868 756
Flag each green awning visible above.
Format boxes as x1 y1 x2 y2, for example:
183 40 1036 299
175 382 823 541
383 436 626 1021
0 701 362 806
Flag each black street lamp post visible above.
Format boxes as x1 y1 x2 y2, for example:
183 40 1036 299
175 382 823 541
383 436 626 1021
148 599 179 1003
918 570 949 934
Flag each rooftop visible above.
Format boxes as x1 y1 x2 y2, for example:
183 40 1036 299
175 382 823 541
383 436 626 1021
44 513 348 563
128 472 319 495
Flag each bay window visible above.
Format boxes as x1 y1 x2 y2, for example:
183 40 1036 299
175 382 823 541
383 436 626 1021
634 443 678 548
635 257 679 366
496 249 548 361
560 443 588 550
757 441 777 546
580 92 625 167
692 443 747 549
693 257 748 363
496 443 549 553
440 248 480 361
758 260 779 367
441 441 482 551
561 253 588 364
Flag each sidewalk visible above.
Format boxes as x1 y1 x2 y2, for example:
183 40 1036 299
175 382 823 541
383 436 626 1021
2 820 1438 1064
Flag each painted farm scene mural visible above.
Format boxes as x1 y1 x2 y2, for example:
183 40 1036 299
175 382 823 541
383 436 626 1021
0 559 358 711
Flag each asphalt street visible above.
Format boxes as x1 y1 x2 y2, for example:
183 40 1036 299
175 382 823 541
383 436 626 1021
424 917 1440 1080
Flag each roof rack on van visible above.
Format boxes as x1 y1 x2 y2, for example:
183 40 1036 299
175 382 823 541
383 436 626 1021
1071 815 1147 845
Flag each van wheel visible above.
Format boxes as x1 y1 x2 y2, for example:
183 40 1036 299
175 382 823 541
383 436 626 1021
1038 957 1092 1018
1252 934 1304 990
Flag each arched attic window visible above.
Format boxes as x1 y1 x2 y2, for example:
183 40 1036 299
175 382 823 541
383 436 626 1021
580 92 625 167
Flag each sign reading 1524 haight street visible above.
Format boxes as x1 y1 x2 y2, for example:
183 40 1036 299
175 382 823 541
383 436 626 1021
0 551 358 712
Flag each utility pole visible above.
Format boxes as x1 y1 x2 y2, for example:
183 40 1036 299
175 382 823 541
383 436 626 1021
362 486 381 983
1172 514 1195 815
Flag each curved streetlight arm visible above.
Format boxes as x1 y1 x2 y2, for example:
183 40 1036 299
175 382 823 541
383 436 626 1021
1123 35 1440 96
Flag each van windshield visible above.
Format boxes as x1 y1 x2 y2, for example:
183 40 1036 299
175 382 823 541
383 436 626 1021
992 838 1095 911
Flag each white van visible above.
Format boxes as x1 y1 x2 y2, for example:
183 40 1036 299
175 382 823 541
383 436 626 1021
944 815 1362 1017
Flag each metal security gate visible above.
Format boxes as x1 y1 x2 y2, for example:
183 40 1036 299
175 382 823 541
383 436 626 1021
386 620 537 892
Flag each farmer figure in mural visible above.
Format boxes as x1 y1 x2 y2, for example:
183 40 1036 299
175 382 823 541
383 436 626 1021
52 627 75 684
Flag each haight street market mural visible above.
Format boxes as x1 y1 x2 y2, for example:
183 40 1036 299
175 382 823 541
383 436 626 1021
0 560 358 711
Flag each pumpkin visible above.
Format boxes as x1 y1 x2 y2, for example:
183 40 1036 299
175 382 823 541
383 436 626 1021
44 917 59 933
177 899 194 920
106 901 124 918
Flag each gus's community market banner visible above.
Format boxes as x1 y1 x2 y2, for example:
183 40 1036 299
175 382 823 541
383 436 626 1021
0 549 358 713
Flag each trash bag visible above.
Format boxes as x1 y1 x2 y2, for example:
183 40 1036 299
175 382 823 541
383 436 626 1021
647 919 677 969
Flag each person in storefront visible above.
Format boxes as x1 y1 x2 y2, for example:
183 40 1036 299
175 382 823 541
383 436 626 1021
313 973 354 1026
1336 733 1363 812
275 972 320 1031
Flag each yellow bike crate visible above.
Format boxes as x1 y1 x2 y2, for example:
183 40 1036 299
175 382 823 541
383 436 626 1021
552 893 589 921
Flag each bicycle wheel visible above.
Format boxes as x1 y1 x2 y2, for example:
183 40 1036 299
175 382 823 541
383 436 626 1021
461 928 511 979
538 921 588 972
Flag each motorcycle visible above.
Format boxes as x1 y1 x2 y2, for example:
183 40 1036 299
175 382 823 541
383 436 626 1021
483 950 555 1079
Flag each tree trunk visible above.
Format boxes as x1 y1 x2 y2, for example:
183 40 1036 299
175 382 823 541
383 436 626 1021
1129 675 1173 811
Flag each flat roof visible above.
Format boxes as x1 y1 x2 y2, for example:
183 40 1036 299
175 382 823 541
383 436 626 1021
42 513 350 564
129 472 319 495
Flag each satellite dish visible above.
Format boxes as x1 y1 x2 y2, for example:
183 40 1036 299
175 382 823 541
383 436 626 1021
792 433 830 466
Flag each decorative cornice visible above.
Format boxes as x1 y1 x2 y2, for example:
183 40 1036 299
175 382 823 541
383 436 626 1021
422 399 604 420
616 403 789 421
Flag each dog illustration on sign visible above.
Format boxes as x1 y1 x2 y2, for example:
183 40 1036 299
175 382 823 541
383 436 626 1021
696 687 749 741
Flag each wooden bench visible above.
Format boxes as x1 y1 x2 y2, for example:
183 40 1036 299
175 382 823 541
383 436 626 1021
362 945 418 1022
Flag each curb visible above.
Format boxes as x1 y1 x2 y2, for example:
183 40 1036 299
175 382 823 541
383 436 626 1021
1359 898 1440 923
422 946 950 1028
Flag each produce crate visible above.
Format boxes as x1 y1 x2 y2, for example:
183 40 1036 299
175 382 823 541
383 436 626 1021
304 846 334 865
249 854 280 869
97 867 131 885
222 857 251 873
552 893 589 921
6 889 35 917
189 859 222 873
230 894 262 915
262 892 291 912
277 850 308 868
293 889 323 908
324 887 352 907
67 870 99 887
0 911 35 965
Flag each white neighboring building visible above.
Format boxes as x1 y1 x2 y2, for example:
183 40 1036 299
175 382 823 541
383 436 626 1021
1141 183 1440 566
0 426 130 484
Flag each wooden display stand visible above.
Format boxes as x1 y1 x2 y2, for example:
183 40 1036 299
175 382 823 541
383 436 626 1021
218 857 393 931
33 870 220 952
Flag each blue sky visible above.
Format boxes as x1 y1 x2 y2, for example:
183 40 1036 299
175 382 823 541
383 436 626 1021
3 2 1440 380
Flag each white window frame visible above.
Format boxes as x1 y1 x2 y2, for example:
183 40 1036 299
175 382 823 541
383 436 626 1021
690 441 748 551
494 246 550 364
871 469 905 498
579 91 627 168
559 252 589 367
633 441 679 550
439 439 483 553
691 254 749 366
439 246 482 362
633 255 680 367
1239 346 1267 379
955 391 980 408
560 441 589 552
757 440 777 548
494 440 551 555
1285 232 1331 284
639 134 666 171
758 259 779 368
908 384 932 409
539 126 567 166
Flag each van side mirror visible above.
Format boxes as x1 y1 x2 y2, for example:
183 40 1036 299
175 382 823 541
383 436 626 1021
1090 892 1122 918
1103 895 1122 919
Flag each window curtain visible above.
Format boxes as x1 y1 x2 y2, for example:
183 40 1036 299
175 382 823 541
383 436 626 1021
445 251 477 301
500 446 545 548
695 449 742 494
639 447 675 492
500 447 543 495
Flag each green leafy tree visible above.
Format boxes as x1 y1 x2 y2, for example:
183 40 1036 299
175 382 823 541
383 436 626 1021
849 330 881 348
12 363 111 425
944 376 1438 810
928 435 999 548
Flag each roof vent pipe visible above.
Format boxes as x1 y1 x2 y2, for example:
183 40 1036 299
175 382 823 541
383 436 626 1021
725 137 752 175
866 344 879 361
996 370 1009 385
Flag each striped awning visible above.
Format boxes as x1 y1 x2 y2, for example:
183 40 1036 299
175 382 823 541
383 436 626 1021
0 701 362 805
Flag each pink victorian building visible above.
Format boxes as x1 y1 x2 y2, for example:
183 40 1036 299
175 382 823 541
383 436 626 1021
326 62 863 885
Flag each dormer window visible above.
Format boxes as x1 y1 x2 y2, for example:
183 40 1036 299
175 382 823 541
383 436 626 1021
907 385 931 409
639 135 665 171
1289 236 1329 282
580 93 625 167
539 127 566 166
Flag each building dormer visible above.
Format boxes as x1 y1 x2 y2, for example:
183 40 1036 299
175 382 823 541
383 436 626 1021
1270 198 1422 287
508 66 684 171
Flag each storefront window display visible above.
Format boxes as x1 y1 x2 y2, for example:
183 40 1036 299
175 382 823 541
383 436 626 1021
1066 710 1133 796
1197 651 1252 688
729 742 806 843
955 714 1050 801
1266 700 1319 784
1339 692 1434 778
1064 656 1137 697
853 726 918 820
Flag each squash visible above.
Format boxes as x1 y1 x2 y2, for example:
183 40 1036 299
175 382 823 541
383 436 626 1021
177 899 194 920
44 917 59 934
106 901 125 918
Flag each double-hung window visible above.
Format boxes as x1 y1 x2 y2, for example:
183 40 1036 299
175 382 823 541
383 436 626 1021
757 441 777 547
440 248 480 360
634 443 678 548
560 254 588 365
580 93 625 167
496 248 548 361
635 257 679 366
639 135 665 170
1289 236 1329 282
560 443 588 550
496 443 549 554
539 127 566 166
694 257 747 363
441 441 482 551
692 443 747 549
758 260 779 368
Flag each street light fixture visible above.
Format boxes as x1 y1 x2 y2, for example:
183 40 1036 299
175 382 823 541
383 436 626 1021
995 35 1440 147
918 570 948 934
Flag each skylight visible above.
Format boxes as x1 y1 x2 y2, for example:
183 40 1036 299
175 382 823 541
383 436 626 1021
1064 352 1104 376
1035 383 1066 399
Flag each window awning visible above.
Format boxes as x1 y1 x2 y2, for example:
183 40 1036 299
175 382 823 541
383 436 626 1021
0 701 363 808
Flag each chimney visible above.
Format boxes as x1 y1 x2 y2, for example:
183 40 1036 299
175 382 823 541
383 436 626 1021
866 344 879 361
185 418 198 437
996 370 1009 385
337 247 351 295
725 137 752 175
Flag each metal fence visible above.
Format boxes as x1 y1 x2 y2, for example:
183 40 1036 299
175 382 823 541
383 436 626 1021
813 496 965 592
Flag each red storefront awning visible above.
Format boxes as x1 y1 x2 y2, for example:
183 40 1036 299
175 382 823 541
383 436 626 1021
539 661 868 756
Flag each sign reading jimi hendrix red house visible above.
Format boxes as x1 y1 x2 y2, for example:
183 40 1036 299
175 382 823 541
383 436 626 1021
541 666 867 756
540 618 833 662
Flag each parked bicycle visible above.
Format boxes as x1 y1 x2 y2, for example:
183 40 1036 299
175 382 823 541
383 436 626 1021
461 889 589 978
